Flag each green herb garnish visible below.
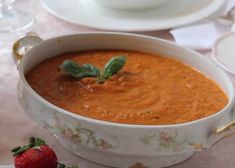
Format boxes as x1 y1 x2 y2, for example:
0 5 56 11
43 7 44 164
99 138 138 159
60 56 127 83
60 60 100 78
97 56 126 83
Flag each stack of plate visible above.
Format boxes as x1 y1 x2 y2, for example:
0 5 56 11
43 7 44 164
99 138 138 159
41 0 225 32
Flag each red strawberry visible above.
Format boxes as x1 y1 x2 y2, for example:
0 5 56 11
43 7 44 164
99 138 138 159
12 137 57 168
11 137 79 168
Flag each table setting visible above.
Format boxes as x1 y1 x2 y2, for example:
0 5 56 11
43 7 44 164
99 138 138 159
1 0 235 168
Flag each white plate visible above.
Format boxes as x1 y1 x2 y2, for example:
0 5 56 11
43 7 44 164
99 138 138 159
212 33 235 75
0 166 14 168
41 0 225 32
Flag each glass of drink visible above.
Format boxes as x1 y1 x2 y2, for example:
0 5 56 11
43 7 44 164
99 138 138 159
0 0 34 32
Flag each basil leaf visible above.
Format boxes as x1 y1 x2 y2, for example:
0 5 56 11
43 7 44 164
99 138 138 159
96 71 112 83
83 64 100 77
60 60 100 79
103 56 127 76
97 56 126 83
59 56 127 83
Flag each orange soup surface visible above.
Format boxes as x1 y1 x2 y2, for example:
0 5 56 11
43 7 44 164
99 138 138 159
26 50 228 125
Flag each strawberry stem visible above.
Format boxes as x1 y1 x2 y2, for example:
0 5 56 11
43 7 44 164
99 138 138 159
11 137 46 156
11 146 21 152
58 163 79 168
12 145 31 156
28 137 36 147
35 137 46 146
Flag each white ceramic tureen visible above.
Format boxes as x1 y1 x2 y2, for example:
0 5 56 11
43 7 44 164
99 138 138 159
13 32 235 168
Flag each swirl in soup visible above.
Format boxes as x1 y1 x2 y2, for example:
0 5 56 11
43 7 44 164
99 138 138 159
26 50 228 125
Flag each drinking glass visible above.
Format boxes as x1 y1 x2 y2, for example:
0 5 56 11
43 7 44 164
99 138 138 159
0 0 34 32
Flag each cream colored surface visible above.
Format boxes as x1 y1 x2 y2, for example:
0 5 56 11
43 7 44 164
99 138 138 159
1 0 235 167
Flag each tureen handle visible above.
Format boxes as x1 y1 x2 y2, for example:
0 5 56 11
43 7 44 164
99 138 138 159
12 32 44 65
215 120 235 135
211 106 235 146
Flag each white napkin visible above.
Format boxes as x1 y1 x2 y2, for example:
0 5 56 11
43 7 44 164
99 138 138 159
170 0 235 50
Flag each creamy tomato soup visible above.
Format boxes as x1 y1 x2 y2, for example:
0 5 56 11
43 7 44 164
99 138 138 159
26 50 228 125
